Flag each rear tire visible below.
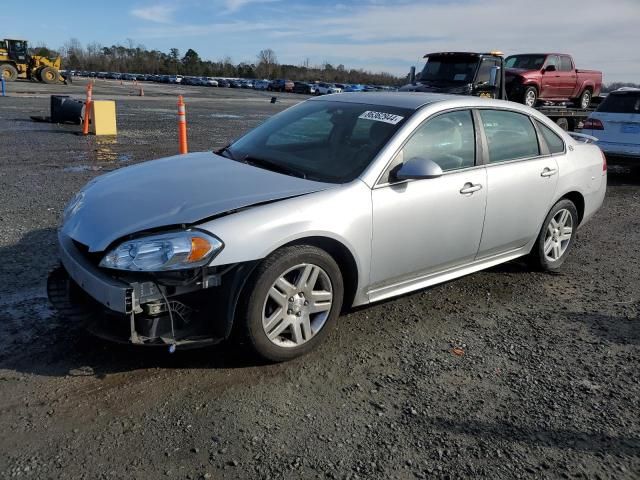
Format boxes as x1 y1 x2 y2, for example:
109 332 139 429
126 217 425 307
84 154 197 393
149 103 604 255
0 63 18 82
528 199 578 272
40 66 58 84
574 89 592 109
555 117 569 131
240 245 344 362
523 86 538 107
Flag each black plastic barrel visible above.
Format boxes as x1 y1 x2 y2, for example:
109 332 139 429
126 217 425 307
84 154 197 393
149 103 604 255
50 95 84 124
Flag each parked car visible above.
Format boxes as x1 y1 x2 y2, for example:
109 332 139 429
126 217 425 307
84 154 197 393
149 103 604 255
344 84 365 93
241 80 254 89
580 88 640 164
229 79 243 88
293 82 316 94
505 53 602 108
268 79 294 92
254 79 270 90
315 83 342 95
204 77 219 87
49 93 606 362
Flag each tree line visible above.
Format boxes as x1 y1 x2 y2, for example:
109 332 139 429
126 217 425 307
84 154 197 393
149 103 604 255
41 39 402 85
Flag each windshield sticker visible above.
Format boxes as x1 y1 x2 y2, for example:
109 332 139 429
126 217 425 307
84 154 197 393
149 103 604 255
359 111 404 125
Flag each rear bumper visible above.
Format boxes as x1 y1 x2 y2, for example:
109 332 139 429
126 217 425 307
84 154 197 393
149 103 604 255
596 141 640 161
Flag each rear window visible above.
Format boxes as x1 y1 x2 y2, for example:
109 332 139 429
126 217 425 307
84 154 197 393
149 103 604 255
535 120 565 154
597 92 640 114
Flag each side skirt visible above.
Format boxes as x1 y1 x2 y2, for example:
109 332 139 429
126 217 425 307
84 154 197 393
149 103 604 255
366 247 529 304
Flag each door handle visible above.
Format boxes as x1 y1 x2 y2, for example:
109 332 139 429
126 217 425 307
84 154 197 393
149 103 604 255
541 167 558 177
459 183 482 194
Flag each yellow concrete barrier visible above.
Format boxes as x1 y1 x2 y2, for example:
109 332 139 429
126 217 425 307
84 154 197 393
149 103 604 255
91 100 117 136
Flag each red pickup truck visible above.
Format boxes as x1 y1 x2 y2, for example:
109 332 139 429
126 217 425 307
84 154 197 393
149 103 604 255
505 53 602 109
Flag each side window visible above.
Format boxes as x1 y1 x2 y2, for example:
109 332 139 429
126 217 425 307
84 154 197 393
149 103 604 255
400 110 476 172
545 55 559 70
535 120 565 154
476 58 499 84
266 109 332 146
479 110 540 163
559 56 573 72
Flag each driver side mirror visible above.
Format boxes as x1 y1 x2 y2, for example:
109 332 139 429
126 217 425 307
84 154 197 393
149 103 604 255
391 157 443 182
409 66 416 84
544 64 556 72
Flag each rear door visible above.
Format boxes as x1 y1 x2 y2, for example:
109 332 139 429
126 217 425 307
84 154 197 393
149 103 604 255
557 55 578 98
476 109 559 258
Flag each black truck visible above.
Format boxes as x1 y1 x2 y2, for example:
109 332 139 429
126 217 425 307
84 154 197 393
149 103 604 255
400 51 595 131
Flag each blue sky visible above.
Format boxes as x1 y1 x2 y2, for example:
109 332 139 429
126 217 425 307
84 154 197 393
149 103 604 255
2 0 639 82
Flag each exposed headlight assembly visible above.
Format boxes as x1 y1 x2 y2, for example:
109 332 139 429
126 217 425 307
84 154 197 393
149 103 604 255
99 231 223 272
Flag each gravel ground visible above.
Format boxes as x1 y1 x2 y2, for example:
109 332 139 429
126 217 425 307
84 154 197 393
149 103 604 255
0 79 638 479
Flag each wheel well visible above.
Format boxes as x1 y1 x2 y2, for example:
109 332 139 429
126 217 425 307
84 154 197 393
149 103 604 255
561 191 585 224
285 236 359 310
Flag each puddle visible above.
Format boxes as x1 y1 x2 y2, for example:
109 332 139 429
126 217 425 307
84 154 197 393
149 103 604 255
202 113 242 119
64 165 103 172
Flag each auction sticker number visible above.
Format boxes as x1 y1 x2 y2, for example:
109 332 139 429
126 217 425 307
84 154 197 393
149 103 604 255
359 111 404 125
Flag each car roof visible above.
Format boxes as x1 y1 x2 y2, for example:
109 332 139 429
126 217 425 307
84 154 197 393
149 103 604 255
308 92 467 110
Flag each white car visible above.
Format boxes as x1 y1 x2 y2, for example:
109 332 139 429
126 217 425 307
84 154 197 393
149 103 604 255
48 93 606 361
315 83 342 95
205 77 219 87
581 88 640 163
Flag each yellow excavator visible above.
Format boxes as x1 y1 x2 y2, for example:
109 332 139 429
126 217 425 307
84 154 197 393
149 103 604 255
0 38 64 83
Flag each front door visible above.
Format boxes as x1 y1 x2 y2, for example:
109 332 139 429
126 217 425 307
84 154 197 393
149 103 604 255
370 110 487 290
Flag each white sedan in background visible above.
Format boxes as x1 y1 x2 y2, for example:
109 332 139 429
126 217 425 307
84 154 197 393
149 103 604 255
315 83 342 95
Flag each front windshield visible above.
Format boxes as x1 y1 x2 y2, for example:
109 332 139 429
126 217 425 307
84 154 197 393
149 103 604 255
225 100 412 184
505 55 546 70
419 55 479 84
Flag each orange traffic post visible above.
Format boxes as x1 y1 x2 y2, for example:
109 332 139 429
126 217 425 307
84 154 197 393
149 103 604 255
177 95 188 154
82 83 93 135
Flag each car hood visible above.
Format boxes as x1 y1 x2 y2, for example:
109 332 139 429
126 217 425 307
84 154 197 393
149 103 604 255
62 152 332 252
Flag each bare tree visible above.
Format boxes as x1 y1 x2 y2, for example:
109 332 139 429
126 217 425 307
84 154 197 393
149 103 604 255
256 48 277 79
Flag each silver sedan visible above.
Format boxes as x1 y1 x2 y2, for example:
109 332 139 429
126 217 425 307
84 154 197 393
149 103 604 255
49 93 607 361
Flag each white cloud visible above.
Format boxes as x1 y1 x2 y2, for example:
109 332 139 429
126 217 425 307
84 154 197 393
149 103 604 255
131 5 176 23
133 0 640 82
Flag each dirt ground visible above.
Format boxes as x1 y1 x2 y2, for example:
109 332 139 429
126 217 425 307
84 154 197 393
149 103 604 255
0 79 638 479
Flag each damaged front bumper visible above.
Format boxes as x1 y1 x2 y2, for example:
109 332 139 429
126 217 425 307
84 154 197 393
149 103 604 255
47 231 256 348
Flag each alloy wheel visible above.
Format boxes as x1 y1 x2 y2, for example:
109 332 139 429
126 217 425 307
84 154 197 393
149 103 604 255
262 263 333 348
544 208 573 262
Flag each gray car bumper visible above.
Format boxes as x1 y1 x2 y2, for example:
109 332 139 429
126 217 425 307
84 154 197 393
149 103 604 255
58 231 135 314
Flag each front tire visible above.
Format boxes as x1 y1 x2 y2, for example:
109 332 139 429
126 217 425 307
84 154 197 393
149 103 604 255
241 245 344 362
40 66 59 84
529 199 578 271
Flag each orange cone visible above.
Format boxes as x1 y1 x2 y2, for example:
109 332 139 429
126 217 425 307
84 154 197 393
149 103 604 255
177 95 188 154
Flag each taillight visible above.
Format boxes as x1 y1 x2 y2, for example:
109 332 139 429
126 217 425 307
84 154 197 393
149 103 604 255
583 118 604 130
601 150 607 172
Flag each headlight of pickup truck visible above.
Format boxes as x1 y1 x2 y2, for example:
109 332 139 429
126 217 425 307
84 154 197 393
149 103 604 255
99 231 223 271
